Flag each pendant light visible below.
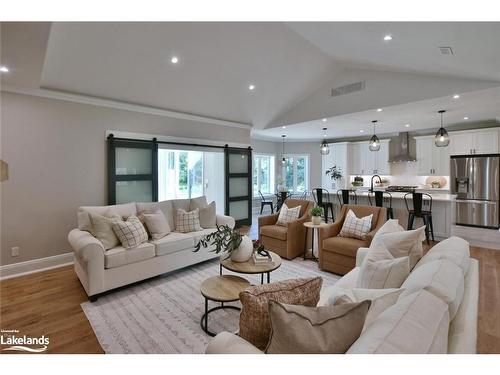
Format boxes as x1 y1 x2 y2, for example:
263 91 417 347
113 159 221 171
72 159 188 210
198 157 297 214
320 127 330 155
281 134 286 164
435 110 450 147
369 120 380 151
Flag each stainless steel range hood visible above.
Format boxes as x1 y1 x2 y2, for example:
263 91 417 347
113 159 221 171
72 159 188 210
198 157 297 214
388 132 416 163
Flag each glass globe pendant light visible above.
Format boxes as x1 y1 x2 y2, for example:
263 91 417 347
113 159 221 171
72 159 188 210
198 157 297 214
281 134 286 164
369 120 380 151
435 110 450 147
320 127 330 155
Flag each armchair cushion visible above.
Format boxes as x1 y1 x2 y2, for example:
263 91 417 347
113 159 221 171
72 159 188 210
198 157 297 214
276 204 301 226
339 209 373 240
260 225 287 241
323 236 370 257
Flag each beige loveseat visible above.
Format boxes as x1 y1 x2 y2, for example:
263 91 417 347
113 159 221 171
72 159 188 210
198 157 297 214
68 197 234 301
205 236 479 354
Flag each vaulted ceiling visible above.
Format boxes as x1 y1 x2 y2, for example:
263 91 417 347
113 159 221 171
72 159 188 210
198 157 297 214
1 22 499 139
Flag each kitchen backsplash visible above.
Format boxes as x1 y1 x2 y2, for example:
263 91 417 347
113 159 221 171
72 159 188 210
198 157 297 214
349 174 450 189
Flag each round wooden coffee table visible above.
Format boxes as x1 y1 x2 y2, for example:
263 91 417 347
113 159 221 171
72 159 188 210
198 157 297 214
220 251 282 284
200 275 250 337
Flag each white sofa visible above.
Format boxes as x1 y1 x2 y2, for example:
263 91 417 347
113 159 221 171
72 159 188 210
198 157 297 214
68 197 235 301
206 236 479 354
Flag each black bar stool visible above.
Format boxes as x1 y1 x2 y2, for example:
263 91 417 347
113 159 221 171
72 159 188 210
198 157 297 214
259 190 274 214
336 189 358 207
312 188 335 222
404 192 434 244
368 191 394 220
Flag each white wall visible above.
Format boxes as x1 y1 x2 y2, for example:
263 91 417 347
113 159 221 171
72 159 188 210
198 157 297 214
0 92 251 265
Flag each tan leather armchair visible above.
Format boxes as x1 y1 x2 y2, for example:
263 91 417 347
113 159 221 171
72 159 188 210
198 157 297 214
258 198 313 260
318 204 387 275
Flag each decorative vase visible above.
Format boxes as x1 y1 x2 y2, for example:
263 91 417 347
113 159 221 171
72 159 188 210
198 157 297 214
230 235 254 262
312 215 322 225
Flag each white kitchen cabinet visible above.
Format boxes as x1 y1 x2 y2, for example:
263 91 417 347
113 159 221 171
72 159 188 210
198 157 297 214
322 142 348 190
449 127 500 155
415 136 450 176
348 140 390 176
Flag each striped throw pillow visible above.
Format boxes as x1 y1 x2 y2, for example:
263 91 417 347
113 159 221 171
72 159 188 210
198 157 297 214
112 215 148 249
339 209 373 240
176 208 203 233
276 204 301 226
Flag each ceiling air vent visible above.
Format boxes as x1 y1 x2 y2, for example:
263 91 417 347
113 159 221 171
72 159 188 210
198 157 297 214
438 46 453 55
331 81 366 97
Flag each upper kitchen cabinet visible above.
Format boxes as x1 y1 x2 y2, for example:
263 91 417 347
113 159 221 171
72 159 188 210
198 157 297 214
348 140 390 176
449 127 500 156
322 142 348 190
415 136 450 176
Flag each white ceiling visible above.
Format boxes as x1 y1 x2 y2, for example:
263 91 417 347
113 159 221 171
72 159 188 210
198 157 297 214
287 22 500 81
1 22 499 139
252 87 500 141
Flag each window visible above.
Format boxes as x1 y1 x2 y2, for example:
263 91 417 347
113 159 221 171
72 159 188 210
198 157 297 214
282 154 309 193
253 154 275 196
158 148 224 213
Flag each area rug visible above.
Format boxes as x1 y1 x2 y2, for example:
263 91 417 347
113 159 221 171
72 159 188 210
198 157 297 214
81 257 340 354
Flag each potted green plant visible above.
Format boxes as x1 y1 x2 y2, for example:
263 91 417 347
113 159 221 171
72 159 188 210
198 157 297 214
310 205 324 225
194 224 254 262
325 165 343 190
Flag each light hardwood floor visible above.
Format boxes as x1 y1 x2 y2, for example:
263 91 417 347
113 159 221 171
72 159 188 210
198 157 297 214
1 229 499 354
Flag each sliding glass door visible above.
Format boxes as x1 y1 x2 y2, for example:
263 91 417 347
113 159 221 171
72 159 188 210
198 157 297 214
225 146 252 227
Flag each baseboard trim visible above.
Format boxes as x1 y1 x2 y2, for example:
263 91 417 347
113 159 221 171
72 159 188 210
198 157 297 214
0 253 74 281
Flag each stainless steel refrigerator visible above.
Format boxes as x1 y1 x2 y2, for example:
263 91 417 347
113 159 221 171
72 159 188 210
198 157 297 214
450 154 500 229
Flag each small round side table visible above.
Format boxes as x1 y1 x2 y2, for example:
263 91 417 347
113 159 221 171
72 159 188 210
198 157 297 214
303 221 328 261
200 275 250 337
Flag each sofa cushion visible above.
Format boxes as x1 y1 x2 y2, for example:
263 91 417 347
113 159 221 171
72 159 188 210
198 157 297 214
416 236 470 274
142 210 171 240
89 213 123 250
347 289 449 354
136 200 175 232
152 232 195 256
176 208 203 233
357 244 410 289
78 202 137 232
239 277 323 351
370 219 404 244
185 228 219 244
260 225 287 241
104 242 155 269
199 201 217 229
266 300 370 354
189 195 208 211
322 236 370 257
339 209 373 240
370 226 426 269
400 259 465 320
112 215 149 249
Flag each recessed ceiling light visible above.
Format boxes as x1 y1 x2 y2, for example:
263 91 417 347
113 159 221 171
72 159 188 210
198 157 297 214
360 130 365 133
248 84 255 91
322 118 327 122
405 124 411 128
453 94 460 99
170 56 179 64
282 126 286 129
377 108 383 112
383 35 393 41
0 65 9 73
463 117 469 120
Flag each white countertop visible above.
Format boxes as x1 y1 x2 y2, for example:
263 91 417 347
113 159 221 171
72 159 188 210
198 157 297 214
352 191 455 202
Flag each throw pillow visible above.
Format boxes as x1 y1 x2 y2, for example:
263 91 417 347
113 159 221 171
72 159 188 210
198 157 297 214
265 300 371 354
373 226 426 269
339 209 373 240
239 277 323 350
189 195 208 211
89 213 123 250
175 208 203 233
142 210 171 240
276 204 301 226
334 289 405 332
112 215 149 249
199 201 217 229
370 219 404 247
357 244 410 289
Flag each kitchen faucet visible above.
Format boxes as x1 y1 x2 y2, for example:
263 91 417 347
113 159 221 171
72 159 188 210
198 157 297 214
370 174 382 193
